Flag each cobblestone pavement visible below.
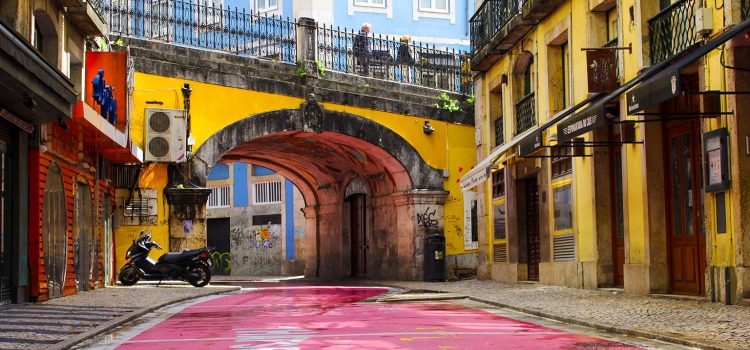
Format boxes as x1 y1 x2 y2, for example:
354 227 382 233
0 283 239 350
372 279 750 350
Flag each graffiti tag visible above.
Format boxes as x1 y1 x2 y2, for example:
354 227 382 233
416 207 439 228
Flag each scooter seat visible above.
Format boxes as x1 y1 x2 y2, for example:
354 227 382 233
158 249 203 264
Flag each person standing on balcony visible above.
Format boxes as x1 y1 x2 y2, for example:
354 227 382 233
397 35 415 83
354 23 372 75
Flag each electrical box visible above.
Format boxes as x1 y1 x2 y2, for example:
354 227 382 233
695 7 713 36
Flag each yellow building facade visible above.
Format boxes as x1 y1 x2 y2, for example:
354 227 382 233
466 0 750 303
114 45 477 281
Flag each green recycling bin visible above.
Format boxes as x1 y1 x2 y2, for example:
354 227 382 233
424 234 446 282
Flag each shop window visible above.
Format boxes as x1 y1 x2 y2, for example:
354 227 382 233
553 184 573 232
491 169 505 198
493 203 506 240
551 146 572 178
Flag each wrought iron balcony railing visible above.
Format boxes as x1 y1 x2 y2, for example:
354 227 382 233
515 92 535 135
316 25 472 94
470 0 523 55
648 0 696 65
88 0 105 21
103 0 298 63
743 0 750 21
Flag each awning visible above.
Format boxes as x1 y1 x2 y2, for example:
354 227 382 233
553 18 750 143
0 21 77 123
73 101 143 164
460 94 602 190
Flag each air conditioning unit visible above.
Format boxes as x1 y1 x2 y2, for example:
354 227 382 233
144 108 187 162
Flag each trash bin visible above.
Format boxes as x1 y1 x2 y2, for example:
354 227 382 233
424 233 446 282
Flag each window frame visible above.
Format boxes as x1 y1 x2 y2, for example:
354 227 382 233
491 169 505 198
354 0 387 8
252 180 283 205
551 145 573 179
418 0 449 13
552 181 574 234
207 185 231 209
492 200 506 241
256 0 279 13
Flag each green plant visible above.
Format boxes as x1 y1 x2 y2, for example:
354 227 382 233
466 94 475 105
435 92 462 113
315 60 326 77
295 61 307 78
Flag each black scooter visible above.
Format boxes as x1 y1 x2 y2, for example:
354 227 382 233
118 231 213 287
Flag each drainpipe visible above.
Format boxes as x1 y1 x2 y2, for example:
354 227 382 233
725 266 731 305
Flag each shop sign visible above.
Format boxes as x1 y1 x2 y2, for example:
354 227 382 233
557 103 605 143
85 52 128 129
518 130 543 157
626 69 682 115
586 50 617 93
704 128 730 192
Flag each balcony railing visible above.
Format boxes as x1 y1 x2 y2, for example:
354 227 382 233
103 0 297 63
515 92 535 135
88 0 105 20
470 0 523 54
744 0 750 21
648 0 696 65
316 25 472 94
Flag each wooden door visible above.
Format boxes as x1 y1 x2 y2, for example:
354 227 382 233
666 121 706 295
525 179 540 281
349 194 367 278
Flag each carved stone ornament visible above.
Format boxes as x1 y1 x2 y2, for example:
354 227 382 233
301 93 324 132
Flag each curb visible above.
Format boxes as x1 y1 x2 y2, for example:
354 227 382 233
463 296 726 350
50 286 242 350
368 282 729 350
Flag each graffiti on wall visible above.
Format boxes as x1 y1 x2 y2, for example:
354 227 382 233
230 224 282 275
210 251 231 275
417 207 439 228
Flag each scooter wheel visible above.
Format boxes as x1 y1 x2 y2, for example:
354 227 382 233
118 265 141 286
187 264 211 287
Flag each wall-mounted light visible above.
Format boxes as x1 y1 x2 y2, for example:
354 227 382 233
423 121 435 135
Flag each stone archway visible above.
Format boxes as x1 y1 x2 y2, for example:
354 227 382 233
189 95 447 280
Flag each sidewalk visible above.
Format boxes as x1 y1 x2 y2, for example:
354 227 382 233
0 283 240 350
371 279 750 350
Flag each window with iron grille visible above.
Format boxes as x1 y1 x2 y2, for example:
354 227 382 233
121 189 158 225
253 181 282 204
551 146 572 178
491 169 505 198
494 117 504 146
207 185 231 208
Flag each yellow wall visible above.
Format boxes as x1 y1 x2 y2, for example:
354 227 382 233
117 73 477 262
114 163 170 270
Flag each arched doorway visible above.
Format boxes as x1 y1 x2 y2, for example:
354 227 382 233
192 99 446 280
43 163 66 298
74 182 94 291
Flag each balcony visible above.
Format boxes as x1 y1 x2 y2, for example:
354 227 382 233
744 0 750 21
66 0 107 37
648 0 696 65
469 0 566 72
515 92 536 135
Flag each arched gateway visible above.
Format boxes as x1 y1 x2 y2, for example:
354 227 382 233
190 96 447 280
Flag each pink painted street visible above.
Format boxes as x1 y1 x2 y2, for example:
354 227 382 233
105 286 643 350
